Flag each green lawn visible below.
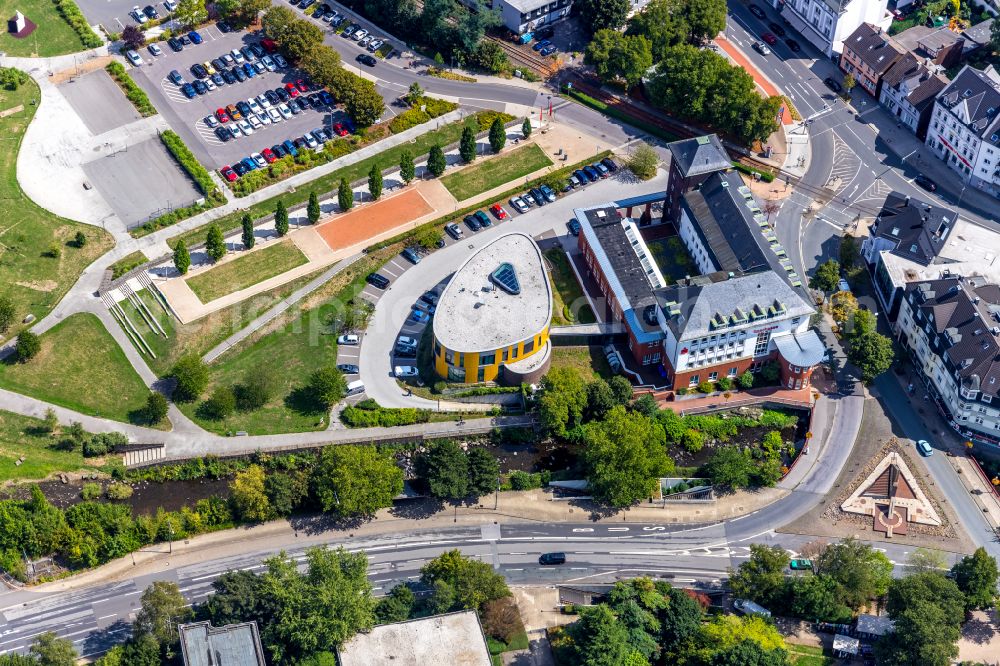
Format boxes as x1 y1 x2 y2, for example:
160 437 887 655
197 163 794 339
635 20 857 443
543 248 596 326
186 240 309 304
110 250 148 280
177 248 397 435
787 644 835 666
549 346 613 382
0 75 114 340
164 112 512 248
0 409 100 483
0 313 151 423
441 143 553 201
646 236 699 285
0 0 93 57
116 288 174 371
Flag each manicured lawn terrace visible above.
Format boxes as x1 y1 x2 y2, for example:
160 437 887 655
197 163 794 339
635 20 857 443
0 0 90 57
116 288 175 370
543 248 596 326
440 143 553 201
0 313 150 424
646 236 699 285
186 240 309 304
165 112 512 249
549 346 613 382
0 409 99 483
177 247 399 435
0 76 114 338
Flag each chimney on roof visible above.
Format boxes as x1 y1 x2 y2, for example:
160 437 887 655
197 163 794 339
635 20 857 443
904 195 910 206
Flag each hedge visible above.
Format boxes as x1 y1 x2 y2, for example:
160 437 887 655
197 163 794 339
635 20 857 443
54 0 103 49
133 199 219 237
340 399 431 427
563 87 679 142
159 130 224 201
731 160 776 183
106 62 157 117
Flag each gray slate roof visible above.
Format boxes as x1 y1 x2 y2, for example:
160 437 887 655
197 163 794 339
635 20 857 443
936 65 1000 144
844 23 904 77
962 18 994 47
179 621 266 666
667 134 731 178
870 191 958 266
855 613 895 636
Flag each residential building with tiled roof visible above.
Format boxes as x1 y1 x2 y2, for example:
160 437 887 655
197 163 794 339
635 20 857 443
779 0 891 57
839 23 905 96
897 276 1000 445
925 65 1000 197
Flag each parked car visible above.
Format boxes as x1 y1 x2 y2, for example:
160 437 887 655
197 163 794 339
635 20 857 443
147 43 162 57
539 552 566 565
464 214 481 231
753 41 771 55
332 122 349 137
168 69 184 85
573 169 590 184
567 219 581 236
593 162 610 178
167 37 183 51
567 173 581 189
261 148 277 163
528 188 546 205
337 334 360 345
490 203 508 220
273 53 288 68
768 21 786 36
233 161 249 176
181 82 196 98
220 165 238 182
823 77 842 93
916 439 933 456
445 222 463 239
914 175 937 192
420 291 439 306
401 247 422 264
242 62 256 78
789 559 814 571
226 103 242 120
262 55 277 71
408 309 430 324
143 4 158 19
366 272 390 289
785 38 801 52
337 364 360 374
532 39 551 52
215 126 233 142
130 6 147 23
748 4 766 19
583 165 600 182
509 196 529 213
600 157 618 173
231 66 247 82
761 32 777 45
394 365 419 378
734 599 771 618
188 30 203 44
192 79 208 95
539 184 557 202
396 335 418 350
357 53 377 67
474 210 492 227
125 50 143 66
540 45 556 56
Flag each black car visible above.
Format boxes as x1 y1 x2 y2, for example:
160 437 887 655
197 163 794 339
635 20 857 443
914 175 937 192
211 72 225 87
272 143 288 158
215 126 233 141
217 20 232 32
785 38 801 52
539 552 566 565
236 100 252 116
168 69 183 85
179 34 191 45
167 37 183 51
308 93 323 109
250 43 266 58
823 77 842 93
573 169 589 184
211 58 226 72
233 161 250 176
600 157 617 172
264 89 280 105
221 69 237 84
191 63 209 78
232 66 247 82
356 53 377 67
295 97 310 111
294 136 308 149
768 21 785 37
535 25 554 40
192 79 208 94
464 215 481 231
241 46 256 62
366 273 390 289
421 291 439 306
748 4 766 19
529 187 546 205
275 87 289 102
143 5 158 19
337 363 360 374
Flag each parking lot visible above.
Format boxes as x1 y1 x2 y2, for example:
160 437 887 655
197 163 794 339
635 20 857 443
130 26 351 168
59 69 141 135
77 0 176 33
83 138 202 228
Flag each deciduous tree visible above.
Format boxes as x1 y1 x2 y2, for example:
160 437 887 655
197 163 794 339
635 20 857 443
878 572 964 666
279 17 324 62
174 0 207 28
470 40 507 73
28 632 77 666
307 366 347 408
626 143 659 180
121 25 145 50
704 446 754 489
830 290 858 327
0 295 15 334
848 331 894 384
205 224 226 262
816 538 893 610
399 150 415 183
575 0 629 35
567 604 633 666
417 440 469 499
173 239 191 274
488 117 506 153
808 259 841 292
467 447 500 497
538 367 589 436
274 200 289 236
170 354 209 402
15 330 40 362
201 385 236 420
427 144 447 177
951 547 999 611
299 45 341 88
582 406 673 507
585 30 653 89
337 178 353 211
134 581 192 652
342 76 385 127
421 549 510 611
727 544 789 609
230 464 273 521
143 392 169 424
311 445 403 517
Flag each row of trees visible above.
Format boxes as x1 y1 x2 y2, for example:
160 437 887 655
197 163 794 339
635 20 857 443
729 540 999 665
553 577 789 665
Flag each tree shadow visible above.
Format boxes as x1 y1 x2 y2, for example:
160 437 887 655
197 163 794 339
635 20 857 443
287 511 369 536
79 618 132 657
284 387 326 416
388 497 446 520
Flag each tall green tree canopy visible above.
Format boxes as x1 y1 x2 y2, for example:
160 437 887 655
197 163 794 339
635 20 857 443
950 547 998 611
420 549 510 611
582 406 673 507
567 604 634 666
417 440 469 499
575 0 630 35
538 367 589 436
809 259 841 292
727 544 789 609
815 538 894 610
878 571 964 666
311 445 403 518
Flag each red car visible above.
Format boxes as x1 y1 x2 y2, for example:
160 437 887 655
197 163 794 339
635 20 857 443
260 38 278 53
761 32 777 45
490 203 508 220
215 108 230 123
295 79 308 93
285 82 300 98
261 147 277 163
332 122 349 137
220 165 238 182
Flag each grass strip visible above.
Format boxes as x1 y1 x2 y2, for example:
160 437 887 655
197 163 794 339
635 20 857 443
441 143 552 201
543 248 596 326
163 111 512 250
105 62 157 117
0 409 99 483
563 88 680 142
109 250 147 279
427 66 476 82
186 240 309 304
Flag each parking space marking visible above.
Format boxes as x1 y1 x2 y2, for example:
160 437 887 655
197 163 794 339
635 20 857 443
160 78 194 104
195 121 225 146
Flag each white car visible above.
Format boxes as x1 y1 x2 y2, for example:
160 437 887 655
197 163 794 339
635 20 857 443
247 98 262 115
353 29 368 41
248 114 263 129
131 6 147 23
204 77 216 91
276 103 292 119
273 53 288 68
164 0 177 10
256 111 271 125
204 115 219 128
257 93 271 109
125 50 144 66
396 335 418 348
394 365 419 378
229 123 244 138
304 133 319 149
261 55 276 71
252 152 267 168
147 43 162 56
368 39 383 52
237 119 254 135
338 334 360 345
231 48 245 64
267 107 282 123
358 35 371 47
509 196 529 213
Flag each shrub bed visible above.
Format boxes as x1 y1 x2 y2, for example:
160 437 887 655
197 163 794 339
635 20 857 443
160 130 224 201
340 399 431 427
731 161 776 183
427 66 476 82
132 199 220 238
563 87 679 142
106 62 156 117
54 0 102 48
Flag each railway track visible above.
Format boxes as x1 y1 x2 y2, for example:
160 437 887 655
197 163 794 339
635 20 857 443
488 36 556 77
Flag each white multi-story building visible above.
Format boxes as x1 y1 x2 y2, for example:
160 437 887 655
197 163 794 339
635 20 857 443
776 0 891 57
470 0 572 35
878 53 948 139
925 65 1000 198
897 276 1000 446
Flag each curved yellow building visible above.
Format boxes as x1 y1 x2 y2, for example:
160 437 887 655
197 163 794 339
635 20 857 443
432 232 552 385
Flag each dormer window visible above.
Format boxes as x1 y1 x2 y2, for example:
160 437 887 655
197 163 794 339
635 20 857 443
891 227 900 236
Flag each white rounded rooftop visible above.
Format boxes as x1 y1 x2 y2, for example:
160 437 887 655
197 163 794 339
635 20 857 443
433 232 552 354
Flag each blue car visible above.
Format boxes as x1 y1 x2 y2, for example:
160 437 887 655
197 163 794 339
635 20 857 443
241 157 257 171
583 166 600 182
168 69 184 85
319 90 334 106
188 30 203 44
282 139 298 157
181 82 196 98
540 45 556 56
409 309 430 323
242 62 256 78
573 169 589 184
532 39 551 52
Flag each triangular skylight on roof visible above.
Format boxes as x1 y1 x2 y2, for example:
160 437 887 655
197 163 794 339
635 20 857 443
490 263 520 295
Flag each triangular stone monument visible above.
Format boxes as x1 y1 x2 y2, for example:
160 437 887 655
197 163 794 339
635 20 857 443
840 451 942 537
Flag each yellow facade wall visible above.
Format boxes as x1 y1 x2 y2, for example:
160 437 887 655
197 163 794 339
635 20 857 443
434 325 551 384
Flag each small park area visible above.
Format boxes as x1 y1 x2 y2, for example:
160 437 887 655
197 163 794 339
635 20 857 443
441 143 553 201
186 240 309 304
0 0 96 57
544 248 596 326
0 409 98 483
0 314 151 423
